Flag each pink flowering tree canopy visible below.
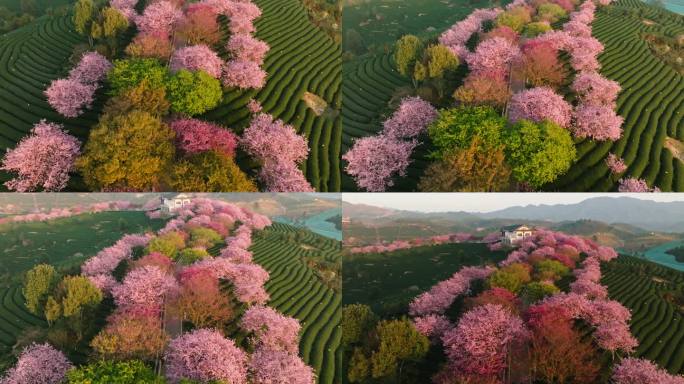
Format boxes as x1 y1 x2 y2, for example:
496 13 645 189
1 120 80 192
508 87 572 128
223 59 267 89
250 349 316 384
382 96 438 139
618 178 660 193
259 161 314 192
606 153 627 174
613 358 684 384
343 135 416 192
571 71 621 107
226 34 270 65
169 45 224 79
240 305 302 354
164 328 248 384
69 52 113 85
572 104 623 141
45 78 96 118
135 0 183 36
111 265 178 312
170 118 238 157
241 113 309 164
0 343 72 384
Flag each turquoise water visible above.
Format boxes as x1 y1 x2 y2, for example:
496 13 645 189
666 1 684 13
274 208 341 241
640 240 684 271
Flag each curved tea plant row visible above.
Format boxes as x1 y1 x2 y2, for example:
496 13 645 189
602 255 684 374
204 0 342 192
250 222 342 384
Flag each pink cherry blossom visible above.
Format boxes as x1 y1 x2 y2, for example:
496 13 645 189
69 51 113 85
595 321 638 354
618 178 660 193
413 314 453 340
170 118 238 157
382 96 438 139
164 328 248 384
466 36 520 78
241 305 301 354
169 45 224 78
111 265 178 313
613 358 684 384
259 161 315 192
606 153 627 174
226 34 270 65
241 113 309 164
0 343 72 384
250 349 316 384
136 0 183 36
1 120 80 192
45 78 96 118
223 59 267 89
343 135 416 192
508 87 572 127
572 104 623 141
571 71 621 107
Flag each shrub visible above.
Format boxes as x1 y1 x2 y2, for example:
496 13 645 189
77 111 175 191
1 121 80 192
66 360 163 384
165 69 222 115
504 119 576 188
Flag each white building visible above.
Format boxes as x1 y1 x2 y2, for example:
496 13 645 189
501 225 535 245
160 193 193 213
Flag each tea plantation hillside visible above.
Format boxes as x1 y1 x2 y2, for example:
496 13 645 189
0 0 342 191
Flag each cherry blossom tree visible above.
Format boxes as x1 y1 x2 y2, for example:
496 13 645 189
568 37 604 72
135 0 183 36
508 87 572 128
226 34 270 65
594 321 638 356
0 343 72 384
164 328 248 384
69 52 113 85
571 71 621 107
111 265 178 312
45 78 96 118
382 97 438 139
170 118 238 157
259 161 314 192
241 113 309 164
250 349 316 384
572 104 623 141
169 45 224 79
466 36 520 78
606 153 627 174
612 358 684 384
413 314 453 340
241 305 302 353
1 120 80 192
223 59 267 89
563 20 592 38
441 304 528 379
618 178 660 192
343 135 416 192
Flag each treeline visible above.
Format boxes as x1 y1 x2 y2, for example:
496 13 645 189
0 0 70 34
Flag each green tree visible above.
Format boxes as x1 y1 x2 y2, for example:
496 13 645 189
504 119 576 188
66 360 165 384
395 35 422 77
370 319 429 379
147 232 186 259
177 248 210 265
165 69 223 116
348 348 371 383
534 259 569 281
428 106 506 160
524 21 552 37
107 58 168 96
59 276 103 318
20 0 37 15
342 304 377 346
73 0 95 38
413 62 427 83
168 151 258 192
522 281 560 303
487 263 531 293
23 264 57 315
425 44 459 79
189 227 222 248
44 296 61 325
537 3 567 22
77 110 176 191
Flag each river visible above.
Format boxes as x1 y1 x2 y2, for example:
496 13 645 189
635 240 684 271
273 208 342 241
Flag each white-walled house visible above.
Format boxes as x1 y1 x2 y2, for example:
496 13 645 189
501 225 535 245
160 193 193 213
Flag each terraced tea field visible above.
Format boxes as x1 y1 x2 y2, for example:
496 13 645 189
0 0 341 191
0 211 165 371
251 222 342 384
603 255 684 374
341 0 684 192
343 243 506 316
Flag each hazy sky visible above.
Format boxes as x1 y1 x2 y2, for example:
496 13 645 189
342 193 684 213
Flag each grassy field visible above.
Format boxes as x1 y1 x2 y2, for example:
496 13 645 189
342 0 684 192
0 211 166 371
0 0 342 191
342 242 506 316
251 222 342 384
603 255 684 374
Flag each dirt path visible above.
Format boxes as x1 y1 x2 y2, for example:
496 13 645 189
664 137 684 162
